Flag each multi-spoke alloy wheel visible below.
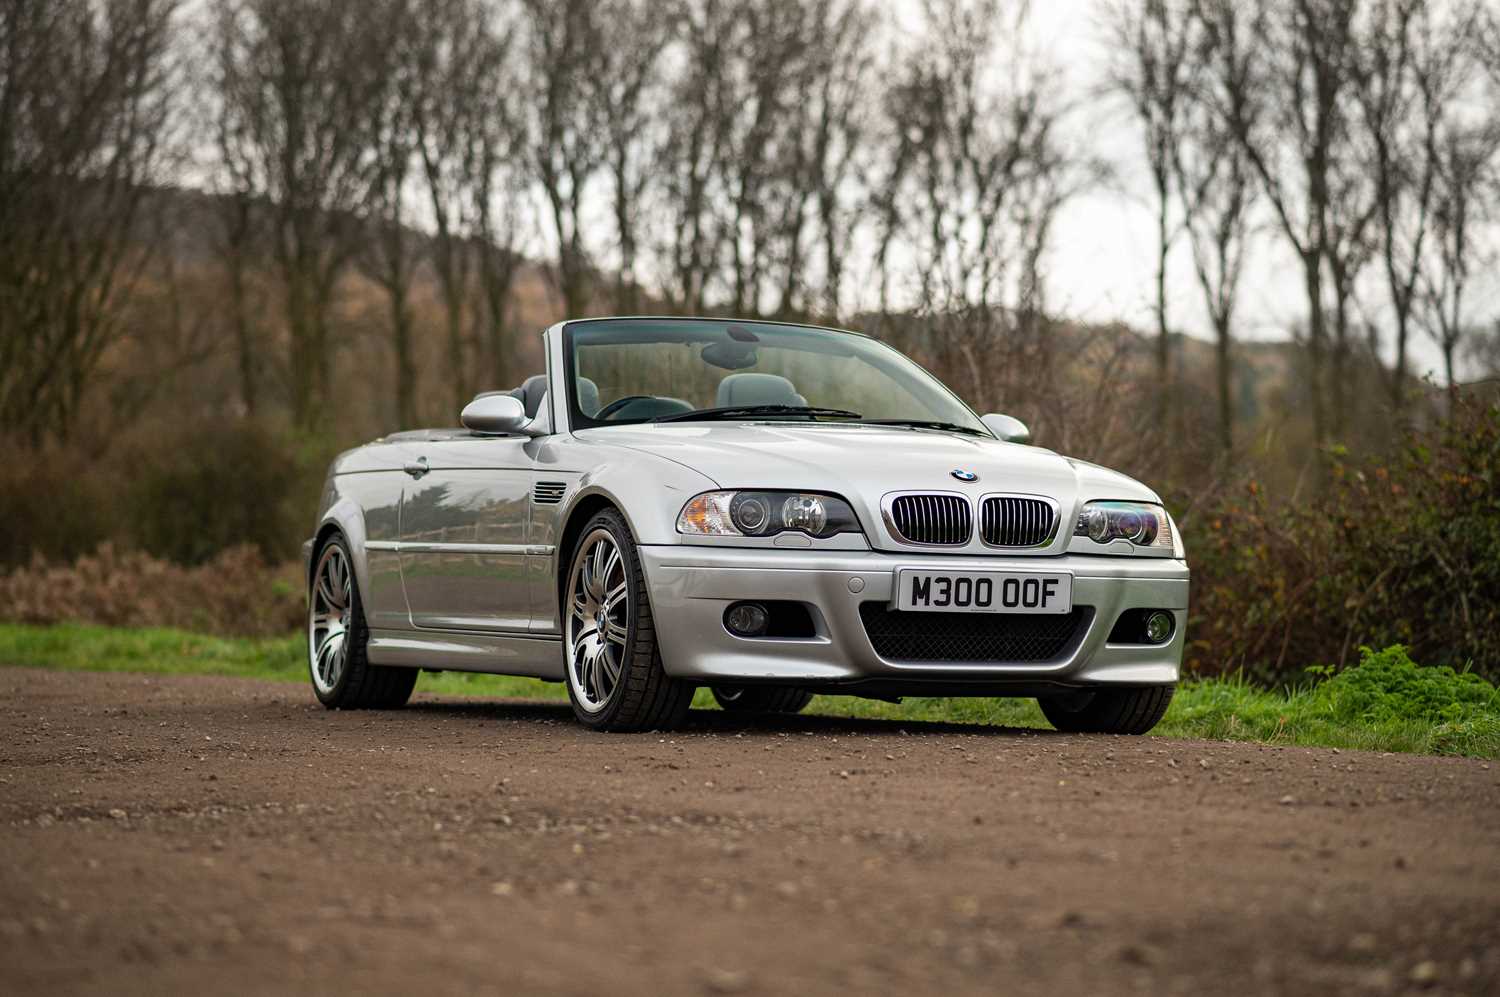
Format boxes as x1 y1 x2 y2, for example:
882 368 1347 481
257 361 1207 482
561 509 693 731
309 542 353 695
306 532 417 710
565 528 629 712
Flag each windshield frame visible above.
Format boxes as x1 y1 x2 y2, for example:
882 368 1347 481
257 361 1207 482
560 317 992 436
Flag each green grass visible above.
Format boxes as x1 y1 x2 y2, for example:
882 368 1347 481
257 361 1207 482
2 624 1495 758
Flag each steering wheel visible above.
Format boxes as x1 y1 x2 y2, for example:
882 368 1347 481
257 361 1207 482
593 395 656 421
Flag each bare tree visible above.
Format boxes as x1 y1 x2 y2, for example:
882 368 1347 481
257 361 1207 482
406 0 516 411
207 71 265 417
359 0 423 429
1420 117 1500 410
1109 0 1196 423
593 0 673 314
760 0 875 321
470 5 529 394
1180 0 1259 453
520 0 607 316
1352 0 1452 412
212 0 398 429
0 0 180 443
472 155 528 393
877 0 1081 434
1219 0 1364 449
804 1 875 321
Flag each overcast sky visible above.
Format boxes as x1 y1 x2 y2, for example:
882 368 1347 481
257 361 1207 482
888 0 1499 380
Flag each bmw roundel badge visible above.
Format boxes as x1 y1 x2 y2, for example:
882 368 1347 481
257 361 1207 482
950 469 979 482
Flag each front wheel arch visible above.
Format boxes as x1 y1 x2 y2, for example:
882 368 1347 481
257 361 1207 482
554 493 640 620
308 521 344 592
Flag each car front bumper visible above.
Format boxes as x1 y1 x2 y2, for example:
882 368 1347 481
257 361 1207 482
639 546 1188 695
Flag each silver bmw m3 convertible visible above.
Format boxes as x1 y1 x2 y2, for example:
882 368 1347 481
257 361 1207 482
304 317 1188 733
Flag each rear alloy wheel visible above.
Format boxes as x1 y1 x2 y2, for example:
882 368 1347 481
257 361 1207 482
563 509 693 732
308 534 417 709
1038 685 1174 735
711 686 814 715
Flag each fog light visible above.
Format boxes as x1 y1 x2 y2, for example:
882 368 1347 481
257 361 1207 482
724 602 770 637
1144 611 1174 644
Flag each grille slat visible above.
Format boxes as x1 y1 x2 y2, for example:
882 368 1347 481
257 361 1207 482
979 496 1055 547
860 604 1094 663
889 494 971 545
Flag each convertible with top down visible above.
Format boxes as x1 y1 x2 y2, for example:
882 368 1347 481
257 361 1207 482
304 317 1188 732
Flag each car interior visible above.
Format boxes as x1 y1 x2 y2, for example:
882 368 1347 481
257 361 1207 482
491 370 812 426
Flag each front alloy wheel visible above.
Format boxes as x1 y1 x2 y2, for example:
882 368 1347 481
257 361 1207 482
307 533 416 709
563 509 693 731
565 528 630 712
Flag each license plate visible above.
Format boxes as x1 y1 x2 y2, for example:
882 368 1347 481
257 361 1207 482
893 569 1073 614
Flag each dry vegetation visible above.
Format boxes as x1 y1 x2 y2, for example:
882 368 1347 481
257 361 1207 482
0 545 301 638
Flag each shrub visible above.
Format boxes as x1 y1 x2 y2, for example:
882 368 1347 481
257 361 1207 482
1182 402 1500 682
0 544 303 637
124 420 309 565
0 440 115 567
1 419 334 570
1311 645 1500 725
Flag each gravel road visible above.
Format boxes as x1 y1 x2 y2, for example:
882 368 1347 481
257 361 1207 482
2 668 1497 996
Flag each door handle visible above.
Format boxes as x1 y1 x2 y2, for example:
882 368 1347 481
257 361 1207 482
403 456 429 479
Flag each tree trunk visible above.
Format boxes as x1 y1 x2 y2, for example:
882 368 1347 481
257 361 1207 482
1154 180 1172 428
228 258 257 416
445 286 466 414
1301 250 1328 450
1444 340 1458 419
287 270 319 430
1330 285 1349 440
1215 320 1233 454
613 154 637 314
1390 306 1409 414
390 281 416 429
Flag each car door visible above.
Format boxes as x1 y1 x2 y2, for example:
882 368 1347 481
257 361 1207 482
398 434 534 632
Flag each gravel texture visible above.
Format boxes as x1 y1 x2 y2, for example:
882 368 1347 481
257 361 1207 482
2 667 1498 996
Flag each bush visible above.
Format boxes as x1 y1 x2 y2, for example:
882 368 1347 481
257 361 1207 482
1183 402 1500 682
0 440 115 567
0 544 303 637
1311 645 1500 725
124 420 311 565
0 419 333 569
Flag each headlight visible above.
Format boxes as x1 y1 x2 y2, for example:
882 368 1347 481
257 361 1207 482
1074 501 1176 551
677 491 860 539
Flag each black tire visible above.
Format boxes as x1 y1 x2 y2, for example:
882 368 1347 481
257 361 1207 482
308 533 418 710
711 685 814 714
1038 685 1174 735
562 508 694 732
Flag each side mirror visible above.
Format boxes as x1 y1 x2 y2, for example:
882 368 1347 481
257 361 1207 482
460 393 534 436
982 413 1031 444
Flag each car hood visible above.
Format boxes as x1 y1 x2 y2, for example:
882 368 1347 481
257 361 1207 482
578 423 1158 550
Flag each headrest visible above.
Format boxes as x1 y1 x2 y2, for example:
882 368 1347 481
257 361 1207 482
716 372 806 409
512 375 548 418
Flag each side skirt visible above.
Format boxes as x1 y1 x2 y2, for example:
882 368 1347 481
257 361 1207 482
367 628 565 681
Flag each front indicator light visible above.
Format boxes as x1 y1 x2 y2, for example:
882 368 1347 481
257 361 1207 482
677 492 738 535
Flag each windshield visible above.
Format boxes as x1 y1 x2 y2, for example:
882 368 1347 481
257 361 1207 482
564 318 988 434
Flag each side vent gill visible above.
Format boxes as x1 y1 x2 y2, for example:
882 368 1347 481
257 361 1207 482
533 481 567 505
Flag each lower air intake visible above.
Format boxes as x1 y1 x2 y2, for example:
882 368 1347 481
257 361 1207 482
859 604 1094 663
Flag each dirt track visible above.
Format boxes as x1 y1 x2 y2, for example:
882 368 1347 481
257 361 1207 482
2 668 1498 996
